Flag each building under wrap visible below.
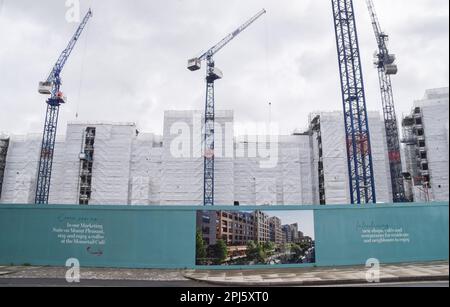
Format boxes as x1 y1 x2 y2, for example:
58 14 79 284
2 95 444 206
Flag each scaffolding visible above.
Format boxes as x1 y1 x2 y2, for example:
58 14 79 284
0 136 9 200
401 107 431 202
310 116 326 205
78 127 96 205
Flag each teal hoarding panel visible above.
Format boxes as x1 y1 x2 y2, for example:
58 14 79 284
0 203 448 269
0 206 196 269
314 203 449 266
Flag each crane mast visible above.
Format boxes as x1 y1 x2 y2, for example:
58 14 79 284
366 0 406 203
188 9 266 206
331 0 377 204
35 9 93 204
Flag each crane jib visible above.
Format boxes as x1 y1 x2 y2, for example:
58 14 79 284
191 9 266 63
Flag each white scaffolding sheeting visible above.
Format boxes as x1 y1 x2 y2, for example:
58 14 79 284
419 95 449 201
89 124 135 205
0 108 401 207
51 124 89 204
319 112 350 205
161 111 203 206
130 133 162 205
279 137 303 205
368 111 392 203
0 135 40 204
48 136 71 204
311 111 392 204
299 135 315 205
234 155 258 205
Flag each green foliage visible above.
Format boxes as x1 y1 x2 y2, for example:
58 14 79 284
246 241 269 264
263 241 275 252
291 244 303 258
196 229 207 263
211 239 228 264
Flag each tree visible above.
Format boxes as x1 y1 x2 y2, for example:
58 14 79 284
256 245 267 264
196 230 207 264
291 244 303 258
263 241 275 252
212 239 228 265
246 241 268 264
246 241 259 260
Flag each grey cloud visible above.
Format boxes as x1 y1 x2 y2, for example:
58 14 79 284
0 0 448 136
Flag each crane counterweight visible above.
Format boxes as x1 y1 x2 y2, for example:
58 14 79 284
188 58 202 71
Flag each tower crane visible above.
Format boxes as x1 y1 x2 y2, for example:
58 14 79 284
187 9 266 206
366 0 406 203
35 9 93 204
331 0 377 204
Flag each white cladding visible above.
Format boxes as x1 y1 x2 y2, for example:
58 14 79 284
309 111 392 204
0 134 41 204
0 110 397 206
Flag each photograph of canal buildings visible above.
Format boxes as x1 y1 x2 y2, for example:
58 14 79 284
196 210 315 266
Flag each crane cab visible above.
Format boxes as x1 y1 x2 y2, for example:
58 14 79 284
207 67 223 82
188 58 202 71
56 91 67 104
38 81 53 95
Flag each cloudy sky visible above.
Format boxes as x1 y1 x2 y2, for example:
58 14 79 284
0 0 448 136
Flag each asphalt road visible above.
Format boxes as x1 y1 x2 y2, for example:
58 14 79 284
0 278 447 287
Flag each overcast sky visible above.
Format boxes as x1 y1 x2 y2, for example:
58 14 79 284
0 0 448 136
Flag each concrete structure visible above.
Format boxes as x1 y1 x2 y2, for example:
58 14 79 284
254 210 270 244
196 210 218 246
282 223 299 244
0 109 396 206
269 216 283 245
402 87 449 202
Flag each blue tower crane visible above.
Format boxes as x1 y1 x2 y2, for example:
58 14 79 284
366 0 406 203
35 9 93 204
187 9 266 206
331 0 376 204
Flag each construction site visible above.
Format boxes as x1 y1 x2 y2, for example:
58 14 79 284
0 1 448 207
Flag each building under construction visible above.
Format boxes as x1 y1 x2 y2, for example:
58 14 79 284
3 86 447 206
402 87 449 203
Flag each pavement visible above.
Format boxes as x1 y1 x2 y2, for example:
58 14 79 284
183 261 449 286
0 261 448 287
